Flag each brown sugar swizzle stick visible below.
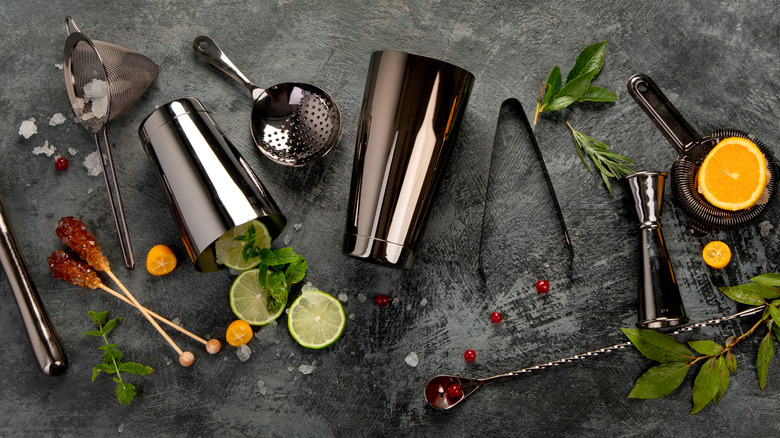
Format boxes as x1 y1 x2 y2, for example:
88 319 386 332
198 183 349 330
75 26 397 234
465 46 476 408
55 217 196 366
48 250 221 355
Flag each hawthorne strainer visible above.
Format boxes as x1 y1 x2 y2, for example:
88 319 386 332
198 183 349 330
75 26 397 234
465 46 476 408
63 17 160 269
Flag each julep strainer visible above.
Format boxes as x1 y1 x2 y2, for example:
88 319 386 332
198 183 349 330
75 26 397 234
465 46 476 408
63 17 160 269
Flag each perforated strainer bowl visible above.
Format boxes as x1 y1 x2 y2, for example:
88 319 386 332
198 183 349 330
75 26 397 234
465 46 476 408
193 36 340 167
628 74 777 236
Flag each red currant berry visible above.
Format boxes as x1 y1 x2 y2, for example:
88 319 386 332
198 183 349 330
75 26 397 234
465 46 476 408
54 156 69 171
375 294 390 307
536 279 550 294
446 383 462 399
491 311 503 323
464 349 476 362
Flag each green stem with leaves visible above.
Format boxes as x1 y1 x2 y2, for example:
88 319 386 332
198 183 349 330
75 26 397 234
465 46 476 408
624 273 780 414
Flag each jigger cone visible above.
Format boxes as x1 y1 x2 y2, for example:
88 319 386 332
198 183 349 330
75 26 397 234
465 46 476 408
625 171 688 329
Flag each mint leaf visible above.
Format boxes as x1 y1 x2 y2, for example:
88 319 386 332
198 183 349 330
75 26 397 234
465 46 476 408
758 330 775 390
103 348 123 364
259 248 277 266
267 271 288 311
687 340 724 356
116 383 137 405
102 317 120 335
692 357 721 414
273 247 300 265
714 355 729 404
118 362 155 376
82 330 104 337
565 41 607 84
286 257 308 284
719 285 765 306
89 310 108 325
751 273 780 287
628 361 689 399
257 264 269 290
623 328 696 363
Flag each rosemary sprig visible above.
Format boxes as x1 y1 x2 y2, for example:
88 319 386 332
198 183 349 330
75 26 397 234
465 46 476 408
567 122 634 193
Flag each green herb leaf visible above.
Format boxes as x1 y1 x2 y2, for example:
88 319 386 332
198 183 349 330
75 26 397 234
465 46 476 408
93 362 116 376
628 361 689 399
565 41 607 84
542 66 562 107
769 305 780 328
545 95 577 112
285 257 308 284
103 348 123 364
82 330 104 337
692 357 721 414
758 330 775 390
688 340 724 356
714 355 729 404
89 310 108 325
736 283 780 300
116 382 137 405
569 123 634 192
257 264 269 290
118 362 155 376
267 270 288 312
102 317 120 335
580 85 618 102
751 273 780 287
259 248 277 266
719 285 765 306
725 351 737 373
622 328 696 363
273 247 300 265
233 224 257 242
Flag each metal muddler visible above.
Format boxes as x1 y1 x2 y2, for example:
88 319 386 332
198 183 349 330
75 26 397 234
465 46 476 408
0 195 66 375
625 171 688 329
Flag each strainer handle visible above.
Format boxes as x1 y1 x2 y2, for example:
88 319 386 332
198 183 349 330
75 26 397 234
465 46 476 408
192 36 264 98
627 74 705 160
64 16 80 36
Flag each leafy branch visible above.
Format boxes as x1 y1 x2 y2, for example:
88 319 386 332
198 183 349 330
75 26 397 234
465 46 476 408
568 122 634 193
233 227 307 312
534 41 617 125
83 310 154 405
624 273 780 414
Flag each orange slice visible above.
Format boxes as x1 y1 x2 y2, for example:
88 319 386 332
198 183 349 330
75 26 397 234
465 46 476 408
146 244 177 276
697 137 768 211
702 241 731 269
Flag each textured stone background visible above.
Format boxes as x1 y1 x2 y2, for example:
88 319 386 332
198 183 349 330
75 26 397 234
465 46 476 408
0 0 778 436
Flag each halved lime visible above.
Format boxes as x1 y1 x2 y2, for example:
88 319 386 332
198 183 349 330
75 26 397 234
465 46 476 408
215 219 271 271
287 286 345 349
229 269 286 325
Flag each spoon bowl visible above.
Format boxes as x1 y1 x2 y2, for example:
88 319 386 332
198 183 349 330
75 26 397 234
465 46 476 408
424 375 486 410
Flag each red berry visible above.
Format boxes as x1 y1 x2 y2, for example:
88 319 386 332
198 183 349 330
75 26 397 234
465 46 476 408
54 156 69 171
446 383 462 399
375 294 390 307
536 279 550 294
464 349 476 362
491 311 503 323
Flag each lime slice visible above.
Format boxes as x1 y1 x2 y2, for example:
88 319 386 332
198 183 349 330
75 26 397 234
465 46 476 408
229 269 286 325
215 219 271 271
287 285 345 349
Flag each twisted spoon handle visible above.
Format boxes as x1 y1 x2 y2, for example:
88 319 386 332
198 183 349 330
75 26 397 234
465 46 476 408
487 305 766 381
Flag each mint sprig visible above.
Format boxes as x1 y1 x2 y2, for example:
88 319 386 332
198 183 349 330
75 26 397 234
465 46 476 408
233 224 262 263
534 41 617 124
256 247 308 313
83 311 154 405
624 273 780 414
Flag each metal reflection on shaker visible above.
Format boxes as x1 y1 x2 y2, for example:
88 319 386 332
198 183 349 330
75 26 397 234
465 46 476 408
139 98 286 272
344 51 475 268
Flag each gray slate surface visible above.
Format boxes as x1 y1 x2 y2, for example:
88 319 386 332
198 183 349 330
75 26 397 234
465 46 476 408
0 0 778 436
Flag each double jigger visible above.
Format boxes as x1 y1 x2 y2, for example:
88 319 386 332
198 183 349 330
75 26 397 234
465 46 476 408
425 171 690 409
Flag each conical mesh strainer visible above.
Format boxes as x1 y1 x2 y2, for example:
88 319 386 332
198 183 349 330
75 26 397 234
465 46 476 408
63 17 159 269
